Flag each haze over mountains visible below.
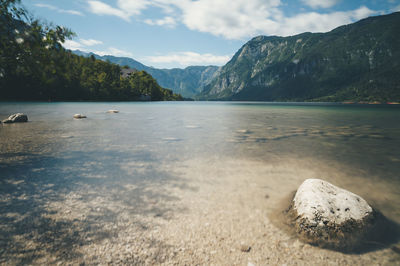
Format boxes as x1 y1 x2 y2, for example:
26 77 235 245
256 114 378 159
73 50 219 98
75 12 400 102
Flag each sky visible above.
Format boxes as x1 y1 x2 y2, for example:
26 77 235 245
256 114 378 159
22 0 400 69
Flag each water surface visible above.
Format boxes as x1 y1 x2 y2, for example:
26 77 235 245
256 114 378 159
1 102 399 264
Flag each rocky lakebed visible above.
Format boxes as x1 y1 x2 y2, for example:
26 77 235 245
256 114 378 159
1 104 400 265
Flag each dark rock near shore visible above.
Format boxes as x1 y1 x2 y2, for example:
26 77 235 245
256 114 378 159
2 113 28 123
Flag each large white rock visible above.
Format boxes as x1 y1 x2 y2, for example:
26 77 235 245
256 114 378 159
294 179 373 224
289 179 376 250
2 113 28 123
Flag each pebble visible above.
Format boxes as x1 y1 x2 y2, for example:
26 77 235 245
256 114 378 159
73 114 87 119
240 244 251 252
293 240 304 249
2 113 28 123
391 244 400 254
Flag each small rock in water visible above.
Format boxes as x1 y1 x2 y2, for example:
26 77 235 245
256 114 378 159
240 244 251 252
107 110 119 113
236 129 252 134
73 114 87 119
185 125 199 129
288 178 376 251
2 113 28 123
391 244 400 254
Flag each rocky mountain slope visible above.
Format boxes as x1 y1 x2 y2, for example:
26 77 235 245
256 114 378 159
73 51 219 98
199 12 400 102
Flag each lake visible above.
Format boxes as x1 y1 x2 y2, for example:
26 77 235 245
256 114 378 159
1 102 399 264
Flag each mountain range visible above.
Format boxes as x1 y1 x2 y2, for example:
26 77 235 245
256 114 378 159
73 50 219 98
199 12 400 102
75 12 400 102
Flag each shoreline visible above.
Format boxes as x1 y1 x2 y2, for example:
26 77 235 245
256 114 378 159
0 100 400 105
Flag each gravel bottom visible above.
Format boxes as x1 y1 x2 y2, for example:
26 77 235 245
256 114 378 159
1 157 400 265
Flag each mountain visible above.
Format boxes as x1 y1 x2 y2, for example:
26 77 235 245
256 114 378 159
199 12 400 102
73 51 219 98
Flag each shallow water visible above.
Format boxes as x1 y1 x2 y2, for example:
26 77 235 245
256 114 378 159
1 102 400 264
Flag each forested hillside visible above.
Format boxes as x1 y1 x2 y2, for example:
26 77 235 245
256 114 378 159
74 51 219 98
0 0 182 101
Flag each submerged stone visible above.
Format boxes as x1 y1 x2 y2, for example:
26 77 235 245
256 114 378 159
2 113 28 123
73 114 87 119
288 178 376 251
107 110 119 113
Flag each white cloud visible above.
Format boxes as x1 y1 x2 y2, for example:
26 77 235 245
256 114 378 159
86 0 377 40
63 40 85 50
352 6 376 20
62 38 130 59
87 1 130 21
67 10 83 16
94 48 134 57
301 0 340 9
144 16 177 27
178 0 283 39
144 51 231 67
279 6 376 36
116 0 150 15
63 38 133 57
64 37 228 66
34 3 83 16
80 39 103 46
391 4 400 12
63 39 103 50
87 0 151 21
176 1 376 39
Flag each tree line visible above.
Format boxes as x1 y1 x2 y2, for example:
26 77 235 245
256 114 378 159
0 0 183 101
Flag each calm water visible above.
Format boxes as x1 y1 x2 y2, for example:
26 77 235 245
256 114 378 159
0 102 400 262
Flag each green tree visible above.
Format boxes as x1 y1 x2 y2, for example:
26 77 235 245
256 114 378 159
0 1 182 101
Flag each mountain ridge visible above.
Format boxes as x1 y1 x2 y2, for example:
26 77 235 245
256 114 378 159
198 12 400 102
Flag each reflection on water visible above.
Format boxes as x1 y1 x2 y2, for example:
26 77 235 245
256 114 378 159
0 102 400 264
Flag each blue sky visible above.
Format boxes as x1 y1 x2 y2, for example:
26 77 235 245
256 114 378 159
22 0 400 69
